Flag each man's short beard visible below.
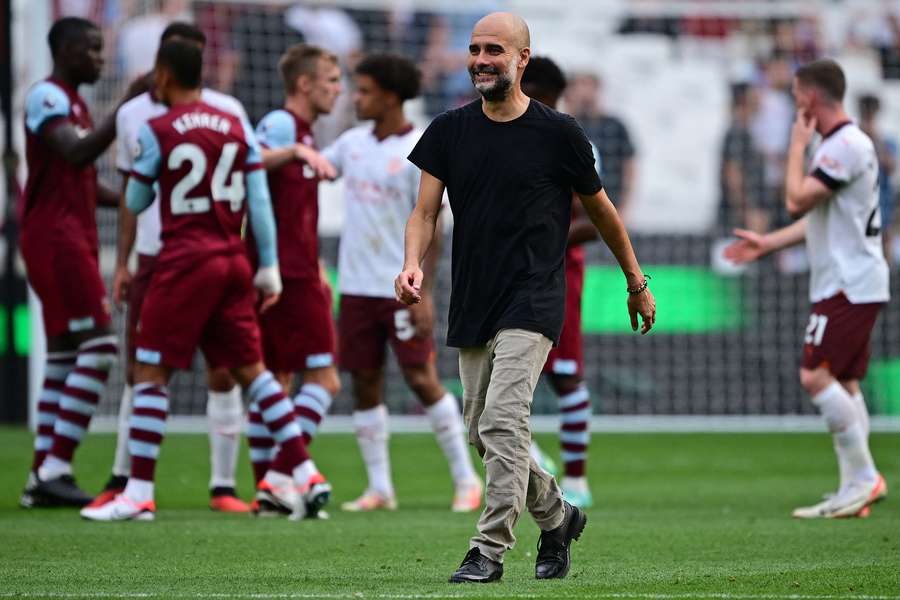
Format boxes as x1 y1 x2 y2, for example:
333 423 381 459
477 75 512 102
470 62 515 102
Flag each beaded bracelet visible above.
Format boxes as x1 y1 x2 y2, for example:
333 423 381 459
627 274 651 295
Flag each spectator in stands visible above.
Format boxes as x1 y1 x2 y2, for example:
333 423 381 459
719 83 769 234
229 3 305 123
750 52 794 227
858 94 898 263
564 74 636 219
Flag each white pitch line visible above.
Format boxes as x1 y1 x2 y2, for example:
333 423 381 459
1 592 898 600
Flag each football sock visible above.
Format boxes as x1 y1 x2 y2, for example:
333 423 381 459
353 405 393 496
39 336 118 480
851 391 870 438
207 386 243 490
812 381 877 485
128 383 169 485
559 384 591 478
293 383 333 445
425 393 476 485
111 384 133 478
123 477 154 504
248 371 309 476
246 400 276 485
32 351 77 473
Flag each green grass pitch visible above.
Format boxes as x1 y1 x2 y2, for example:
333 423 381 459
0 427 898 599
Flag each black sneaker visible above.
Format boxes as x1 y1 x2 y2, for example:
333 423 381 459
535 501 587 580
448 548 503 583
34 474 94 507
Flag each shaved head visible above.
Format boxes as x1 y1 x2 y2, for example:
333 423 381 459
472 12 530 50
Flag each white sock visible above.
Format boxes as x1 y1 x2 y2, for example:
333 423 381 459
38 455 72 480
530 441 547 464
123 478 154 503
111 384 133 478
207 387 243 489
812 382 877 485
292 459 318 488
851 391 870 438
353 405 393 497
426 393 476 485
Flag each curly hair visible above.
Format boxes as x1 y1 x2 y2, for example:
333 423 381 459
355 54 422 102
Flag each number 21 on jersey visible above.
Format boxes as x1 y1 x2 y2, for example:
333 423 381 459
169 142 245 215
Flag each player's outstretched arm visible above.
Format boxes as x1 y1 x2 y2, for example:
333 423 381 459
578 188 655 334
724 218 807 264
41 75 150 168
396 170 444 306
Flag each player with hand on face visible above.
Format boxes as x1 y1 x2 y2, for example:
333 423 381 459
81 39 330 522
87 22 251 514
319 54 482 513
726 59 888 519
20 17 145 508
242 46 342 514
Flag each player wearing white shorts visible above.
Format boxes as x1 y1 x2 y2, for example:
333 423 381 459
87 23 249 513
319 54 482 512
726 59 888 518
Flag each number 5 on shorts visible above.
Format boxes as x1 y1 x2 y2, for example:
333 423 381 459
394 309 415 342
804 314 828 346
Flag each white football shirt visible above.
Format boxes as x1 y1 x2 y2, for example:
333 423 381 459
116 89 248 256
322 125 422 298
806 122 890 304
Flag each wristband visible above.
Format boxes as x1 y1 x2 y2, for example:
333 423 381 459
627 274 651 295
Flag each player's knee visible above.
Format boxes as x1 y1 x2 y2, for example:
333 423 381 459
549 374 582 396
305 367 341 397
799 367 832 396
206 367 236 392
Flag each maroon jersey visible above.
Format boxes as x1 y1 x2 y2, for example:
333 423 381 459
130 100 263 266
252 108 320 279
22 78 99 253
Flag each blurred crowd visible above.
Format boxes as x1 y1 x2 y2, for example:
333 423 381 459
49 0 900 256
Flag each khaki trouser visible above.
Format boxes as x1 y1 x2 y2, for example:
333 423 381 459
458 328 565 563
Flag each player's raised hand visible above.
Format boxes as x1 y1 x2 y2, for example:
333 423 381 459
790 112 817 148
723 228 768 264
294 144 337 180
628 287 656 335
395 266 423 305
112 264 133 309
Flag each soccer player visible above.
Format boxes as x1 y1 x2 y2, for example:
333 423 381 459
320 54 482 513
81 38 330 521
243 45 342 510
725 59 888 519
20 17 142 507
521 56 599 509
87 22 250 514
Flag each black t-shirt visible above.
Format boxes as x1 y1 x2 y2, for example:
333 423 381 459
408 100 603 348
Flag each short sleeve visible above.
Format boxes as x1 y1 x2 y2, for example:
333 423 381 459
130 123 162 184
25 82 71 134
407 112 449 183
561 116 603 195
811 139 857 190
240 116 264 171
255 110 296 149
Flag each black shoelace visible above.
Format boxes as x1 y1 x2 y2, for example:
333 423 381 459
536 532 566 563
460 548 484 569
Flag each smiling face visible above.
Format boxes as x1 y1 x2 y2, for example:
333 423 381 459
467 13 530 102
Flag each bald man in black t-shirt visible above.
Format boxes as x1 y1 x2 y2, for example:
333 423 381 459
396 12 656 584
